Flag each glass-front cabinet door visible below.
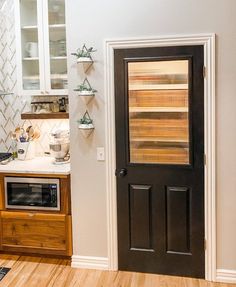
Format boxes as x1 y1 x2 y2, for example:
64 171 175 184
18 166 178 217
16 0 44 94
15 0 67 96
44 0 67 95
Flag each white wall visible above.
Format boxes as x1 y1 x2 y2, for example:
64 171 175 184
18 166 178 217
67 0 236 270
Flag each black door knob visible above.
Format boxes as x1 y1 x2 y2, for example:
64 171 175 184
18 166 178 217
115 168 127 177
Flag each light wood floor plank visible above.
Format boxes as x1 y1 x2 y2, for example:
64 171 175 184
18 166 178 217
0 255 235 287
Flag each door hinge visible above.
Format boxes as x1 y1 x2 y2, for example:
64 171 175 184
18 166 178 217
204 154 207 166
204 239 207 250
203 66 206 78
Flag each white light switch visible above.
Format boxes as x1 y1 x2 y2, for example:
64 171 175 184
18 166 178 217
97 147 105 161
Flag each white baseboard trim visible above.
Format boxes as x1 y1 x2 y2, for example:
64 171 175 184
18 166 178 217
216 269 236 283
71 255 109 270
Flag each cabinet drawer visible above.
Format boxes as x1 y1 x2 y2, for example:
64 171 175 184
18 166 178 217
0 211 72 256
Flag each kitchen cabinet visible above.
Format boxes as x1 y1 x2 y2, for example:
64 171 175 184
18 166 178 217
0 172 72 256
0 176 3 210
15 0 68 96
0 212 72 256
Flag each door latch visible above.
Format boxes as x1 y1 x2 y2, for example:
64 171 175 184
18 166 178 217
115 168 127 177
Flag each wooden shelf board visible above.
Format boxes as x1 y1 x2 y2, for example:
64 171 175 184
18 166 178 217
23 76 39 80
21 25 38 30
21 112 69 120
129 107 188 113
23 57 39 61
50 74 67 80
129 84 188 90
130 137 188 143
50 56 67 60
49 24 66 29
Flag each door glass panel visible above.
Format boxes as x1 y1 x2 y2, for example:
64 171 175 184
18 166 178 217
128 60 190 165
48 0 67 90
20 0 40 90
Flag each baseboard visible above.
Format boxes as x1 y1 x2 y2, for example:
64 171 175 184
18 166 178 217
216 269 236 283
71 255 109 270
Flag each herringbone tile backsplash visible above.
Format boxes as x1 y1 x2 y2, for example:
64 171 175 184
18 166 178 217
0 0 69 156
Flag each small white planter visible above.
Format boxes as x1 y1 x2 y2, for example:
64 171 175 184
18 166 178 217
77 90 95 96
77 90 95 104
77 57 92 63
78 123 94 138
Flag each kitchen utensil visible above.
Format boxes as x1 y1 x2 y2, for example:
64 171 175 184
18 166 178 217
26 126 34 141
19 128 28 142
31 129 40 140
14 127 24 142
10 131 17 141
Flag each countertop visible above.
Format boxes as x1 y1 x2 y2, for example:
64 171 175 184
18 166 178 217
0 157 70 175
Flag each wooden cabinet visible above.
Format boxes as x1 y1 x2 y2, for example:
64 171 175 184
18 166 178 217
0 176 3 210
15 0 68 95
0 173 72 256
0 212 72 256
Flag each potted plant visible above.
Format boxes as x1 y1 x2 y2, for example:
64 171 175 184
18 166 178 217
74 80 97 96
71 44 96 62
74 78 97 103
78 111 94 137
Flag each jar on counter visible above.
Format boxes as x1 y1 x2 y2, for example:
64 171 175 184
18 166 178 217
52 100 60 112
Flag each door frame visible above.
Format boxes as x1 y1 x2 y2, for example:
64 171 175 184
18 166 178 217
104 34 216 281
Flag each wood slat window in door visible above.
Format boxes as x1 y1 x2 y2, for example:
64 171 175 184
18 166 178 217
128 60 190 165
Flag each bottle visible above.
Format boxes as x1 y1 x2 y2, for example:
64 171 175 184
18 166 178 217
52 100 59 112
11 139 18 159
58 97 66 112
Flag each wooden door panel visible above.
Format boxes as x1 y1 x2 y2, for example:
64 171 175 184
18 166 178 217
129 184 153 250
166 186 191 254
115 45 204 278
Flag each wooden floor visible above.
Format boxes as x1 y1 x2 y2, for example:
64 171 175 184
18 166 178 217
0 255 235 287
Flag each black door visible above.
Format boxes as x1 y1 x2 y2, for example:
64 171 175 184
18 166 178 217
114 46 204 278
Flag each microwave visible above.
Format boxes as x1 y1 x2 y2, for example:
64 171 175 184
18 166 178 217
4 177 60 211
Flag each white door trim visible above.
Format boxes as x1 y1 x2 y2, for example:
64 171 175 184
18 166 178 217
104 34 216 281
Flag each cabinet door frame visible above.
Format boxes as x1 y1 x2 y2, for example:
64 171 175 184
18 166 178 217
14 0 45 96
14 0 68 96
103 34 216 281
42 0 68 96
37 0 46 94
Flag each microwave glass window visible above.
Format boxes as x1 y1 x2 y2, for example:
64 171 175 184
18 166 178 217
7 182 58 208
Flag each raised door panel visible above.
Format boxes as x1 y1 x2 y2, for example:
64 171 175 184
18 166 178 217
166 186 191 254
129 184 153 250
1 211 72 256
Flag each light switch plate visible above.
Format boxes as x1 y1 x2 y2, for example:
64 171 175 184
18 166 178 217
97 147 105 161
